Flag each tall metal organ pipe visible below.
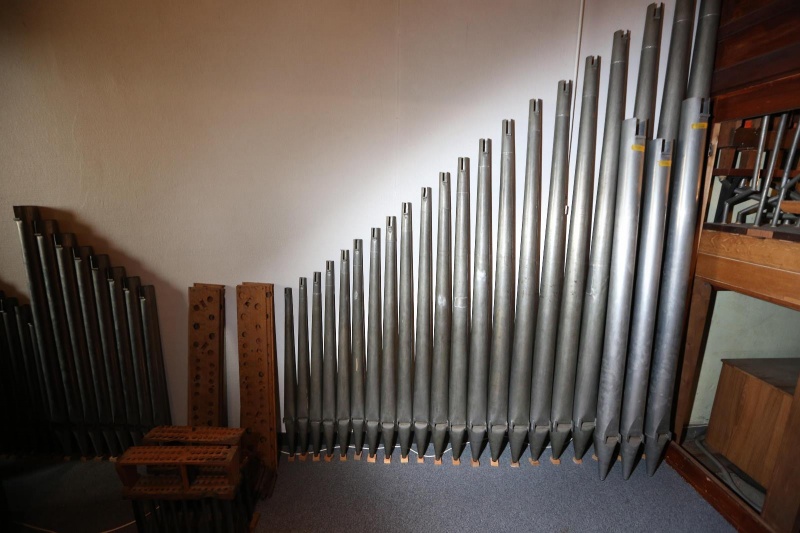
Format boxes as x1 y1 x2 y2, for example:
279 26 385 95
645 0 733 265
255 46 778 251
468 140 492 463
595 118 648 480
351 240 367 455
550 57 600 460
322 262 337 457
633 3 664 139
572 30 630 461
336 251 351 457
297 277 311 455
529 80 572 461
309 272 323 456
487 120 516 462
431 173 452 461
413 188 433 459
283 288 297 456
381 217 399 459
620 138 673 480
508 100 542 464
449 158 471 463
397 203 415 459
365 229 383 458
686 0 721 100
657 0 696 142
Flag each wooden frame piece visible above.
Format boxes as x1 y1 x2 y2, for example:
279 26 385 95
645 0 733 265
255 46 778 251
188 283 226 427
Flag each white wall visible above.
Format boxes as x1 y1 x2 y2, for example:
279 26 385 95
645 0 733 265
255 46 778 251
1 0 684 428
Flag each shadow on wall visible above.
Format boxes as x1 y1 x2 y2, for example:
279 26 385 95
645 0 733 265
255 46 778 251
28 206 188 423
0 278 27 303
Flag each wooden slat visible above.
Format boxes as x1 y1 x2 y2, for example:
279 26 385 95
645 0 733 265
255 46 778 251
780 201 800 214
762 374 800 532
143 425 244 446
665 442 771 533
188 284 226 427
236 283 279 483
714 73 800 122
698 230 800 274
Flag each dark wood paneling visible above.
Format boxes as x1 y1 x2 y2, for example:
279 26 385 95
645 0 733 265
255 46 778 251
714 73 800 123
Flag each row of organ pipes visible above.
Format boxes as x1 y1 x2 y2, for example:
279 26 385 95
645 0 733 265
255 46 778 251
282 0 719 479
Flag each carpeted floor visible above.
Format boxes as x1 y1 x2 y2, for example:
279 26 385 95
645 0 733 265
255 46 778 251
2 443 733 533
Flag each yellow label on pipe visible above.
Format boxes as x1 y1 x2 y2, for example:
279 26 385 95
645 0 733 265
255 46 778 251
692 122 708 129
631 144 645 152
659 160 672 167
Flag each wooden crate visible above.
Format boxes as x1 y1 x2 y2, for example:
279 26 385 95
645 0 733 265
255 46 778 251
706 358 800 489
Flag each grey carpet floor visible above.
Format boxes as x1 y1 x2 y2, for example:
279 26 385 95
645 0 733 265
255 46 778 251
2 443 733 533
260 443 734 533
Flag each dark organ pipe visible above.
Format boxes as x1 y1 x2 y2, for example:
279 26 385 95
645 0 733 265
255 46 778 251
37 220 91 455
620 138 673 480
468 140 492 463
413 188 433 459
322 261 337 457
529 80 572 461
15 305 49 441
633 3 664 139
336 250 351 457
283 288 297 456
397 202 415 459
595 118 648 481
75 246 123 455
381 217 398 459
0 297 31 449
140 284 170 426
686 0 721 100
508 100 542 464
13 207 70 453
772 122 800 227
657 0 695 142
488 119 516 462
108 266 142 443
572 30 630 461
309 272 323 456
55 233 105 455
123 276 154 432
449 158 470 463
351 240 366 455
645 97 711 475
431 173 452 461
753 114 789 225
365 229 382 458
296 277 311 454
550 57 600 460
92 255 132 448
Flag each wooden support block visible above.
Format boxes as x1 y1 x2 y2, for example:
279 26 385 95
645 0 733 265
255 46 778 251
529 458 540 466
249 511 260 533
592 454 598 461
287 455 295 462
354 452 362 461
490 459 499 467
510 460 520 468
400 455 409 464
299 453 307 462
237 283 279 477
324 454 332 462
383 456 391 464
144 426 245 447
471 459 480 468
550 457 561 465
188 284 226 427
452 458 460 466
434 458 442 465
367 454 376 463
417 456 425 464
339 454 347 462
572 457 582 465
312 454 320 462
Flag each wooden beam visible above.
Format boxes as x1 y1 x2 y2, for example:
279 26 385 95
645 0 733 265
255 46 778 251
698 230 800 274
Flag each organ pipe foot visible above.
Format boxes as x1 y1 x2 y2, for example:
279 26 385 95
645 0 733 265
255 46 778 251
352 420 365 456
468 426 486 462
400 455 409 464
571 427 594 460
288 455 295 462
299 453 308 462
381 425 396 461
488 425 506 462
313 454 320 462
449 426 467 462
297 420 309 456
529 458 540 466
548 425 571 460
528 426 549 461
508 427 528 464
550 457 561 465
510 461 519 468
621 436 643 480
452 458 461 466
337 421 351 457
471 459 480 468
325 454 333 463
645 433 670 476
284 421 296 458
367 454 376 463
572 457 582 465
310 421 322 457
417 456 424 464
594 435 619 480
490 459 499 467
434 458 442 465
431 424 448 460
414 422 430 461
322 421 336 457
365 420 381 458
397 422 413 459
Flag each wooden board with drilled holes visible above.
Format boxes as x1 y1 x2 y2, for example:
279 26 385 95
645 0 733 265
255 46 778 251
188 284 226 427
236 283 279 486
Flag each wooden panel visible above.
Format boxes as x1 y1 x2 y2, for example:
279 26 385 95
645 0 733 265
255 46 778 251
723 358 800 395
695 253 800 311
762 374 800 532
698 230 800 274
665 442 770 533
714 72 800 122
188 284 226 426
706 362 794 488
236 283 279 481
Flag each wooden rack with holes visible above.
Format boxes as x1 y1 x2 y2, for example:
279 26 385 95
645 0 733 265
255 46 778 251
236 282 279 497
188 283 226 427
116 445 241 490
143 425 245 447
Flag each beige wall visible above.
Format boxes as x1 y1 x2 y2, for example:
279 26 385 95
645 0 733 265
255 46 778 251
1 0 680 426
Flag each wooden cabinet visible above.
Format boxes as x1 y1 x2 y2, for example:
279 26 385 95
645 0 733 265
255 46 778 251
706 358 800 489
